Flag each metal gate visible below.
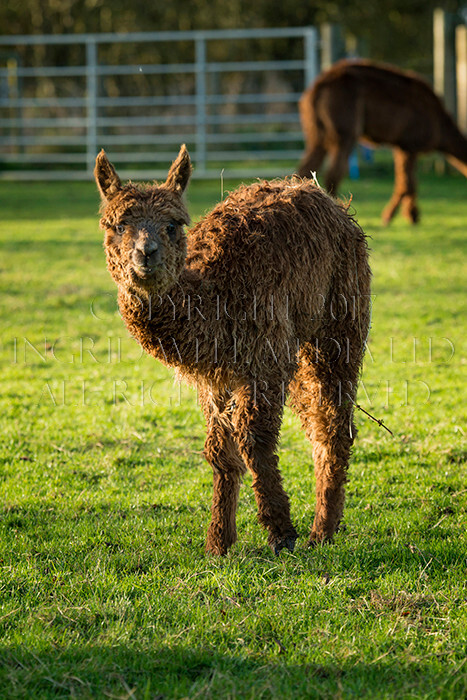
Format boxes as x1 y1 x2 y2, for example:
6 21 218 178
0 27 319 180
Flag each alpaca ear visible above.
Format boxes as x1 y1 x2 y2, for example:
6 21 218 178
164 144 192 194
94 150 122 202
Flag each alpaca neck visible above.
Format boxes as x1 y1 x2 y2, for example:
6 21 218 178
117 268 211 370
440 117 467 173
446 154 467 177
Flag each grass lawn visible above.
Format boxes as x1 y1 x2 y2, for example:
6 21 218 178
0 167 466 699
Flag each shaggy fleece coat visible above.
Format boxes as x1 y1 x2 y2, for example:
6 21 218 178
95 146 371 555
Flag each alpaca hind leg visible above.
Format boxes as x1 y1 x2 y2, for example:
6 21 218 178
298 142 327 179
325 140 354 194
382 149 419 224
232 383 298 554
298 90 327 179
200 388 246 555
289 340 363 545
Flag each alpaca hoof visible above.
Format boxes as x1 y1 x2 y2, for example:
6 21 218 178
206 543 228 556
270 533 298 556
205 524 236 556
381 212 393 227
205 538 230 556
306 531 333 548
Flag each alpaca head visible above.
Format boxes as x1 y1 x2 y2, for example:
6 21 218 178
95 145 192 295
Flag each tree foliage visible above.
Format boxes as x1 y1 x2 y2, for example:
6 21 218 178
1 0 465 72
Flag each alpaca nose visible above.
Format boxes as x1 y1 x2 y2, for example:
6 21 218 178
134 238 160 268
135 238 159 258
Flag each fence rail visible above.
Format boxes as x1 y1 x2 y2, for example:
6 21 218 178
0 27 319 180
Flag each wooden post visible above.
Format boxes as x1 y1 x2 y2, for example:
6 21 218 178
304 26 319 88
456 24 467 132
320 24 346 71
7 57 19 155
433 8 457 117
86 38 98 177
195 35 207 176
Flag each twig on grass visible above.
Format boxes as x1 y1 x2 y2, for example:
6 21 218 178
353 401 394 436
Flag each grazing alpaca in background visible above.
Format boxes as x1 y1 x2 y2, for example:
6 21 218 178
95 145 371 556
298 59 467 224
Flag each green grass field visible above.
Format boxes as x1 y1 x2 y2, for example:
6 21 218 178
0 169 466 699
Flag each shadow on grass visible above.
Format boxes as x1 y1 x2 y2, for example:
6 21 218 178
0 644 459 698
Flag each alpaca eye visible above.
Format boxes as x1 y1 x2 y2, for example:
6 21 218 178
115 224 125 235
167 222 177 239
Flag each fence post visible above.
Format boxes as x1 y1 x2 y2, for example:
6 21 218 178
6 57 20 155
433 8 457 117
456 24 467 131
195 35 207 175
86 38 98 176
304 27 319 88
320 23 345 71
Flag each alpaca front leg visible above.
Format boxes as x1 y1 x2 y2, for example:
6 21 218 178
204 427 246 555
232 385 298 554
201 388 246 555
206 469 241 555
250 465 298 554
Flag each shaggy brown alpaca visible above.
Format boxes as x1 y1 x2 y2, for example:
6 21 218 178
298 59 467 224
95 146 371 555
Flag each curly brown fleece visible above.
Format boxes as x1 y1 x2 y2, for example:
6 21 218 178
95 145 371 555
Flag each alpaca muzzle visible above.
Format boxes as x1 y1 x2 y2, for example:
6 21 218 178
133 238 162 276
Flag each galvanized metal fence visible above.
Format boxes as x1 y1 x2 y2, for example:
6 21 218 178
0 27 319 180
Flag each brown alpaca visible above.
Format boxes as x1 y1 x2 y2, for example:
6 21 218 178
298 59 467 224
94 146 371 555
